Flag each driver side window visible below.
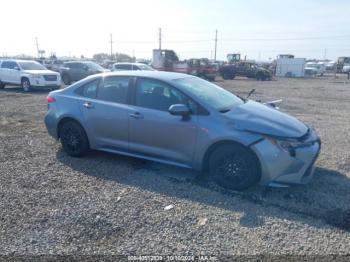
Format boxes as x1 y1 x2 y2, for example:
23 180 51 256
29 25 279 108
135 78 196 113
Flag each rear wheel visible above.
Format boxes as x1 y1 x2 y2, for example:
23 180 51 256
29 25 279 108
206 76 216 81
208 143 260 190
21 78 30 92
59 121 89 157
222 71 235 80
256 72 266 81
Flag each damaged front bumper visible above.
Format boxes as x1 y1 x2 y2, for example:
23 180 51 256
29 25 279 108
250 128 321 186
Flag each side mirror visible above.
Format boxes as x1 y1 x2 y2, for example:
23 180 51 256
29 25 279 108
14 66 20 71
169 104 190 120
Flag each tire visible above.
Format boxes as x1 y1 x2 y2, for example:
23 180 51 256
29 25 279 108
222 72 235 80
0 81 5 89
59 121 89 157
62 74 71 85
207 76 215 81
21 78 30 92
208 143 260 190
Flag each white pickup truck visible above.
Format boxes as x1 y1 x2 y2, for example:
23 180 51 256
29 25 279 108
0 59 61 92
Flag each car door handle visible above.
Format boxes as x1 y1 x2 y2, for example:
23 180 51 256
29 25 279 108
83 102 94 109
129 112 144 119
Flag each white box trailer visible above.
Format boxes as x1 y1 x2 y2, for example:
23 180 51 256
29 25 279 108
276 58 306 77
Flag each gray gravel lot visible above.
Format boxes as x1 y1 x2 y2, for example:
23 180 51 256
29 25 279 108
0 75 349 256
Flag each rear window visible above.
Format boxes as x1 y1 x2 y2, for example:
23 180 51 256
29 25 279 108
75 79 99 98
115 64 132 70
97 76 131 104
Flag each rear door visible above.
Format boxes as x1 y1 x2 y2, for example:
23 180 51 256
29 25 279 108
73 63 88 81
128 77 198 166
0 61 17 83
78 76 133 151
68 63 85 81
0 61 12 82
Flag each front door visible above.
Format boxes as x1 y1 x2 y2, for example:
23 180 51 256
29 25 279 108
128 77 198 166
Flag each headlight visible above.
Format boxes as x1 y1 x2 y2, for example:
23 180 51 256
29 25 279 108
265 136 312 153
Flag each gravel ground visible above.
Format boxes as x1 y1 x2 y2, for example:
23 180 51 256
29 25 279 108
0 75 349 257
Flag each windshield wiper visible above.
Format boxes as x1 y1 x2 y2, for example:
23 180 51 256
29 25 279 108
219 108 231 113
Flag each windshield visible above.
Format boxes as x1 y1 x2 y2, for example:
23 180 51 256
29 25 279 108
19 61 46 70
86 62 104 71
173 77 244 111
138 64 154 71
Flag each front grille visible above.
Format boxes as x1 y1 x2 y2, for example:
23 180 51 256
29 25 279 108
44 75 57 81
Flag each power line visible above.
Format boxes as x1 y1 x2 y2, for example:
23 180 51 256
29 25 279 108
220 34 350 41
109 34 350 45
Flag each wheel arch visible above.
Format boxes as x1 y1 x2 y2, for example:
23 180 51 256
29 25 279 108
202 139 262 174
57 116 89 145
21 76 30 82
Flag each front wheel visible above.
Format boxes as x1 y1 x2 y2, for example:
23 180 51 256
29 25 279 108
21 78 31 92
209 143 261 190
256 73 266 81
59 121 89 157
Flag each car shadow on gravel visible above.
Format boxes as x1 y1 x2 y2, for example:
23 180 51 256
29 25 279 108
57 149 350 232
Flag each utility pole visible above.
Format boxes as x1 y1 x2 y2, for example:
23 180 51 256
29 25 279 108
214 29 218 61
35 37 40 58
110 33 114 60
324 48 327 60
158 28 162 50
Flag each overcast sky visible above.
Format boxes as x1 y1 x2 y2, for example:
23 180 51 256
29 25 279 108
1 0 350 61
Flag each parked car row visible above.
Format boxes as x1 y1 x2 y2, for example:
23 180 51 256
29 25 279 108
0 59 159 91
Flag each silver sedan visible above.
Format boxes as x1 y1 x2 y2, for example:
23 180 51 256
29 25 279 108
44 71 321 190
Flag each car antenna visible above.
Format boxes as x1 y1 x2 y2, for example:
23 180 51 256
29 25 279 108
246 89 255 100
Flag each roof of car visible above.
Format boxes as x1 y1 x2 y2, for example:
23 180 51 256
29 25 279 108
98 71 192 81
1 59 38 63
64 61 95 64
113 62 149 66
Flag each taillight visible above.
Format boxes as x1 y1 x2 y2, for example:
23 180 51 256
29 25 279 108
207 67 216 73
47 96 56 103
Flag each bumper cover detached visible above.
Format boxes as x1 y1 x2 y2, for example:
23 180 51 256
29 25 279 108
251 129 321 187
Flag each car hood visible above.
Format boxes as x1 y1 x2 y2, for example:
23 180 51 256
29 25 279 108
226 100 308 138
23 69 58 75
305 67 318 71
